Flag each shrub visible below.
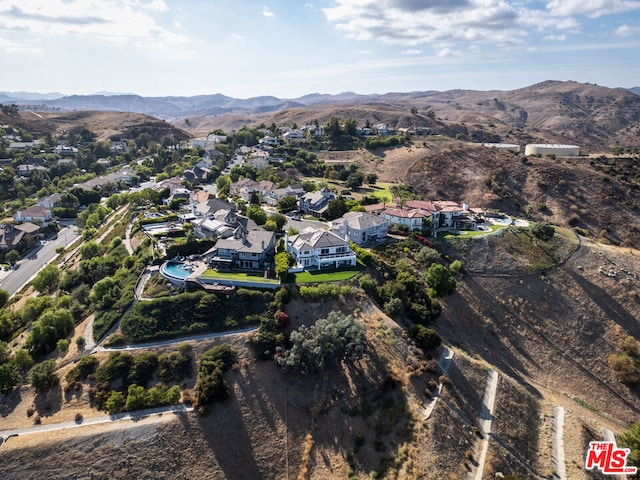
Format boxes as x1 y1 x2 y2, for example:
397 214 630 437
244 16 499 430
106 390 124 414
531 222 555 241
95 352 133 384
609 354 640 386
411 325 442 350
358 274 377 292
128 352 159 387
66 355 99 383
158 351 191 384
383 297 403 316
415 247 439 265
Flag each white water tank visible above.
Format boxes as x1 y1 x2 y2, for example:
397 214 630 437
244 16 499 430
524 144 579 156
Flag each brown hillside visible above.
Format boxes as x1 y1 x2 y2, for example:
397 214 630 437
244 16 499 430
0 110 190 143
402 141 640 247
181 81 640 151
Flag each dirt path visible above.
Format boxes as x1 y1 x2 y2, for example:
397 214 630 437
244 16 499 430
423 346 454 419
469 368 499 480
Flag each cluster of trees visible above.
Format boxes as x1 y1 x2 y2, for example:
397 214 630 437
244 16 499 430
89 348 190 414
120 289 274 343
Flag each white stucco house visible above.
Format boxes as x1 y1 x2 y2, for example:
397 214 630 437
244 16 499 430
380 208 424 231
286 228 357 270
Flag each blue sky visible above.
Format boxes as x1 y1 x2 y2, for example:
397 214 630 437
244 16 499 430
1 0 639 98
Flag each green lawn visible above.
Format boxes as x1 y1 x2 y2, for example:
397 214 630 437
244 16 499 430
370 184 393 203
289 265 363 283
200 269 280 284
440 224 505 239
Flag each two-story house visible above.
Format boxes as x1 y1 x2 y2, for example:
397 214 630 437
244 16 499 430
330 211 388 245
380 208 424 232
286 228 356 270
204 229 275 271
298 187 335 217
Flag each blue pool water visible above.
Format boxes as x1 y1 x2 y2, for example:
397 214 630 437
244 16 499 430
163 262 194 280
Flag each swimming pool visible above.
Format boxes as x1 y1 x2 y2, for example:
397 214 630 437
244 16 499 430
161 261 194 280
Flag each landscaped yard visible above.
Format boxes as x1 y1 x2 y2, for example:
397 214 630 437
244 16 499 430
289 265 363 283
439 224 505 239
201 269 281 284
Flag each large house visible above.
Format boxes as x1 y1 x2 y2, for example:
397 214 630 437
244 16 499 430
331 211 388 245
0 223 40 250
298 187 335 218
286 228 357 270
13 205 52 225
204 229 275 271
380 208 425 232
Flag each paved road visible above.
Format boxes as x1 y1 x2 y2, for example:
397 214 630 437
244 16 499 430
552 406 567 480
0 226 81 297
0 404 194 445
93 325 259 353
470 368 499 480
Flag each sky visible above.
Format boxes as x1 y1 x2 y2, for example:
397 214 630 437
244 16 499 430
1 0 639 99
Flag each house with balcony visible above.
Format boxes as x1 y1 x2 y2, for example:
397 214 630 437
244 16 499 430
330 211 388 245
286 228 357 270
298 187 335 218
380 208 425 232
204 229 275 271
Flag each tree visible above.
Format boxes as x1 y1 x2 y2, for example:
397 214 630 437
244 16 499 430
302 181 316 193
5 250 19 265
277 196 298 213
0 289 8 310
276 311 365 373
0 340 8 364
30 359 58 391
12 348 34 372
0 362 20 394
106 390 124 414
345 171 364 189
324 197 348 221
274 252 290 281
56 338 69 355
26 308 74 355
267 213 287 232
80 241 101 260
425 263 456 297
76 336 86 351
246 204 267 225
91 276 121 309
365 173 378 185
126 384 146 411
32 264 61 293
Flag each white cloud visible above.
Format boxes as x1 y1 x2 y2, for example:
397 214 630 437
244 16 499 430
137 0 168 11
616 24 640 36
544 34 566 41
323 0 528 47
0 0 186 49
546 0 640 18
231 33 245 41
263 6 275 18
437 48 460 57
401 49 422 55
